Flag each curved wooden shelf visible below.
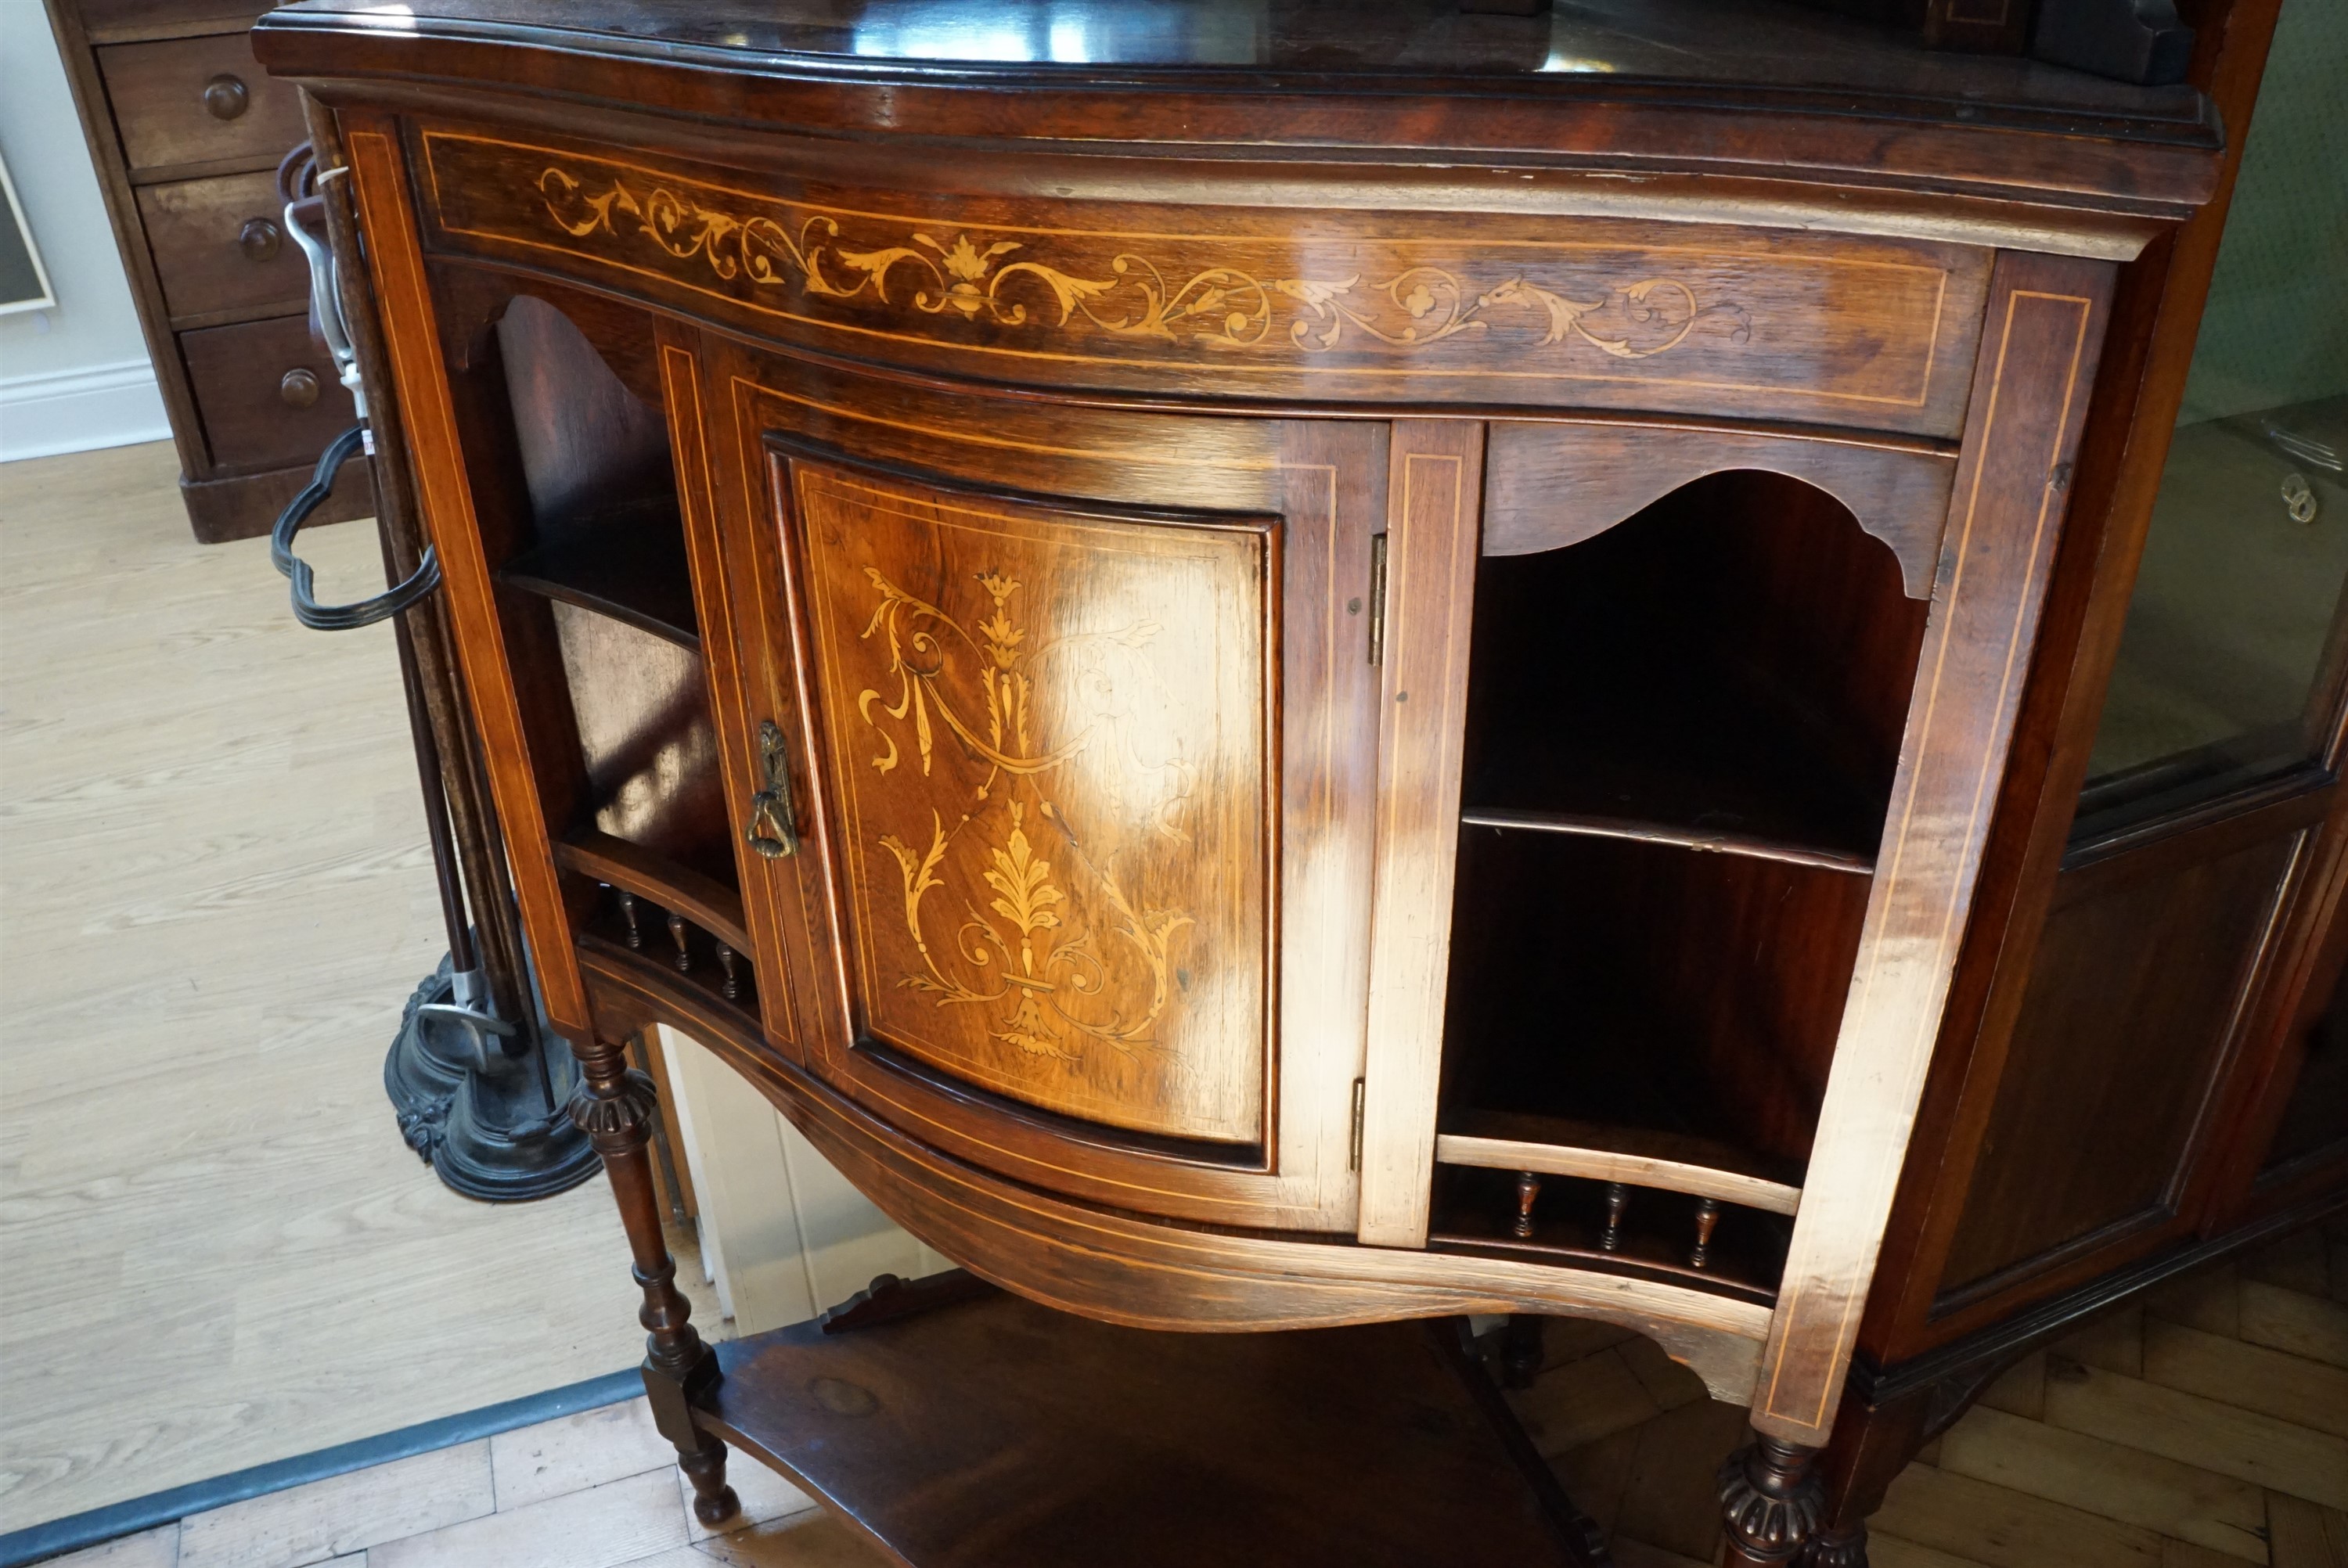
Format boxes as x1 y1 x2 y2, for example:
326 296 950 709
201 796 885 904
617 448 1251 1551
1459 806 1874 876
498 503 700 651
557 830 750 958
1436 1109 1806 1217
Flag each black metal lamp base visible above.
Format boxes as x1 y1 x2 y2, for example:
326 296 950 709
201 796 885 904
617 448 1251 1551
386 954 602 1202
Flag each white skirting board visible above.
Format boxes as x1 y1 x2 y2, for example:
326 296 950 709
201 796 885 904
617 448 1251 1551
657 1024 952 1334
0 358 170 462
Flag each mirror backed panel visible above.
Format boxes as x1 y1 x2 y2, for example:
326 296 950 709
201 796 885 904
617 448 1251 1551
778 454 1275 1145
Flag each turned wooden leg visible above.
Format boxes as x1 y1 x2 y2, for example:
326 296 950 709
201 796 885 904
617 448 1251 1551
1718 1430 1826 1566
1497 1313 1546 1390
571 1030 740 1527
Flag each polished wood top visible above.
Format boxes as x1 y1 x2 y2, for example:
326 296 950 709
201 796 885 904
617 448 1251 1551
255 0 2220 224
258 0 2191 113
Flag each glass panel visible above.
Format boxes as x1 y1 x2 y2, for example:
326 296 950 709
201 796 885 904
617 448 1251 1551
2078 0 2348 834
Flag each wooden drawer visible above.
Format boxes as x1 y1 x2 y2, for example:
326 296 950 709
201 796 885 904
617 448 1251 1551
181 313 355 472
76 0 258 47
138 170 309 322
99 32 306 177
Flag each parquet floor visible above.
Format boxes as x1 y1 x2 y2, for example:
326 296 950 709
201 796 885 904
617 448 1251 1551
0 442 716 1530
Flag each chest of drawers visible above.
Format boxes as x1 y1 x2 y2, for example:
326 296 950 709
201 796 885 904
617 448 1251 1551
48 0 369 539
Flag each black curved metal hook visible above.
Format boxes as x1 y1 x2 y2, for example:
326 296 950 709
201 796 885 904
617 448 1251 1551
272 425 441 631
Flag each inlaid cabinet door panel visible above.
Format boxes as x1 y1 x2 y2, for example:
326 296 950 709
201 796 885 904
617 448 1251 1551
704 349 1385 1232
786 454 1272 1145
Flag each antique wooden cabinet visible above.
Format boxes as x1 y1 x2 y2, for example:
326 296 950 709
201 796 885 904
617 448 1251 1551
253 2 2341 1560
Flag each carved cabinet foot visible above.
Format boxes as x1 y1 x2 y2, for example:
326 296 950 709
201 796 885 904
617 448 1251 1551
1804 1521 1869 1566
1718 1430 1827 1566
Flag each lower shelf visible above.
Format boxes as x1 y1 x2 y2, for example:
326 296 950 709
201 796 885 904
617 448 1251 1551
693 1277 1602 1568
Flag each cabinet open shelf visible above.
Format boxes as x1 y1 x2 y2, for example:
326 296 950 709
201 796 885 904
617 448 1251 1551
486 290 737 896
1438 466 1929 1233
1456 806 1873 876
498 498 700 650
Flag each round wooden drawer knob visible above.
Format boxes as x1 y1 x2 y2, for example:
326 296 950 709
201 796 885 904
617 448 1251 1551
201 74 250 120
279 368 321 408
239 218 282 262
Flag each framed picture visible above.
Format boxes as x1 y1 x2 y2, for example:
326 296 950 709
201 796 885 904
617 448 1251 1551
0 149 58 317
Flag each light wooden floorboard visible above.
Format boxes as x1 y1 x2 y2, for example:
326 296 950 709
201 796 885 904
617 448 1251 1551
0 444 717 1529
1514 1228 2347 1567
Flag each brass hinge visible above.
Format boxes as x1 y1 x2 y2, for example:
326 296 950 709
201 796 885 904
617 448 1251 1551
1349 1077 1367 1171
1367 532 1388 667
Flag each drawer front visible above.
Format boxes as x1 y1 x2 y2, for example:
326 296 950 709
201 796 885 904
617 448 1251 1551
99 32 306 175
181 313 355 472
416 128 1993 438
139 170 310 321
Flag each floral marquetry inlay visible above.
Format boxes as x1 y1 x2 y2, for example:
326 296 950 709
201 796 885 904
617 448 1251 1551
785 462 1272 1145
536 167 1749 361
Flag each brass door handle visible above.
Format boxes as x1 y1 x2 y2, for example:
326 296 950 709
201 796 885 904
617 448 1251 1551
745 719 798 859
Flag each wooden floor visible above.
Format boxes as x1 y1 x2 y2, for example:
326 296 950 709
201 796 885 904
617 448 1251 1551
1511 1217 2348 1567
37 1217 2348 1568
0 443 716 1531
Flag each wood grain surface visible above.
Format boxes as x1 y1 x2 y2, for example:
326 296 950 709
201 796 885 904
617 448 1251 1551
96 30 307 178
1341 419 1486 1248
414 128 1991 437
1482 421 1955 599
777 455 1275 1145
1755 254 2115 1446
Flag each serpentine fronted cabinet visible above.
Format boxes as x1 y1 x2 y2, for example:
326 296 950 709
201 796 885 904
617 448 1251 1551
255 5 2251 1560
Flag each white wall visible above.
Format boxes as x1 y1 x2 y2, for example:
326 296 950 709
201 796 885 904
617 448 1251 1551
0 0 169 462
659 1027 953 1334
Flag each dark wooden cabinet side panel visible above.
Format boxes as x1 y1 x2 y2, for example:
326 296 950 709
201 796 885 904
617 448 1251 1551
2265 960 2348 1174
1932 830 2303 1305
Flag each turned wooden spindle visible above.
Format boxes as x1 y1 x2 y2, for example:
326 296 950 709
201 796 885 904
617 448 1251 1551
615 888 643 949
571 1030 739 1528
1511 1171 1540 1238
1601 1182 1630 1253
715 941 740 1000
1691 1198 1722 1270
667 910 693 973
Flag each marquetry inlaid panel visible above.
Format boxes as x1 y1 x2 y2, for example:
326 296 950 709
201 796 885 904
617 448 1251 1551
776 455 1273 1145
416 128 1991 436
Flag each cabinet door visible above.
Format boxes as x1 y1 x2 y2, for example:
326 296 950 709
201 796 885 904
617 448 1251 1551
705 351 1383 1231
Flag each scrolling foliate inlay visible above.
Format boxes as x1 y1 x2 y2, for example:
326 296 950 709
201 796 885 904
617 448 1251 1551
856 565 1194 1063
792 467 1270 1145
535 166 1749 361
